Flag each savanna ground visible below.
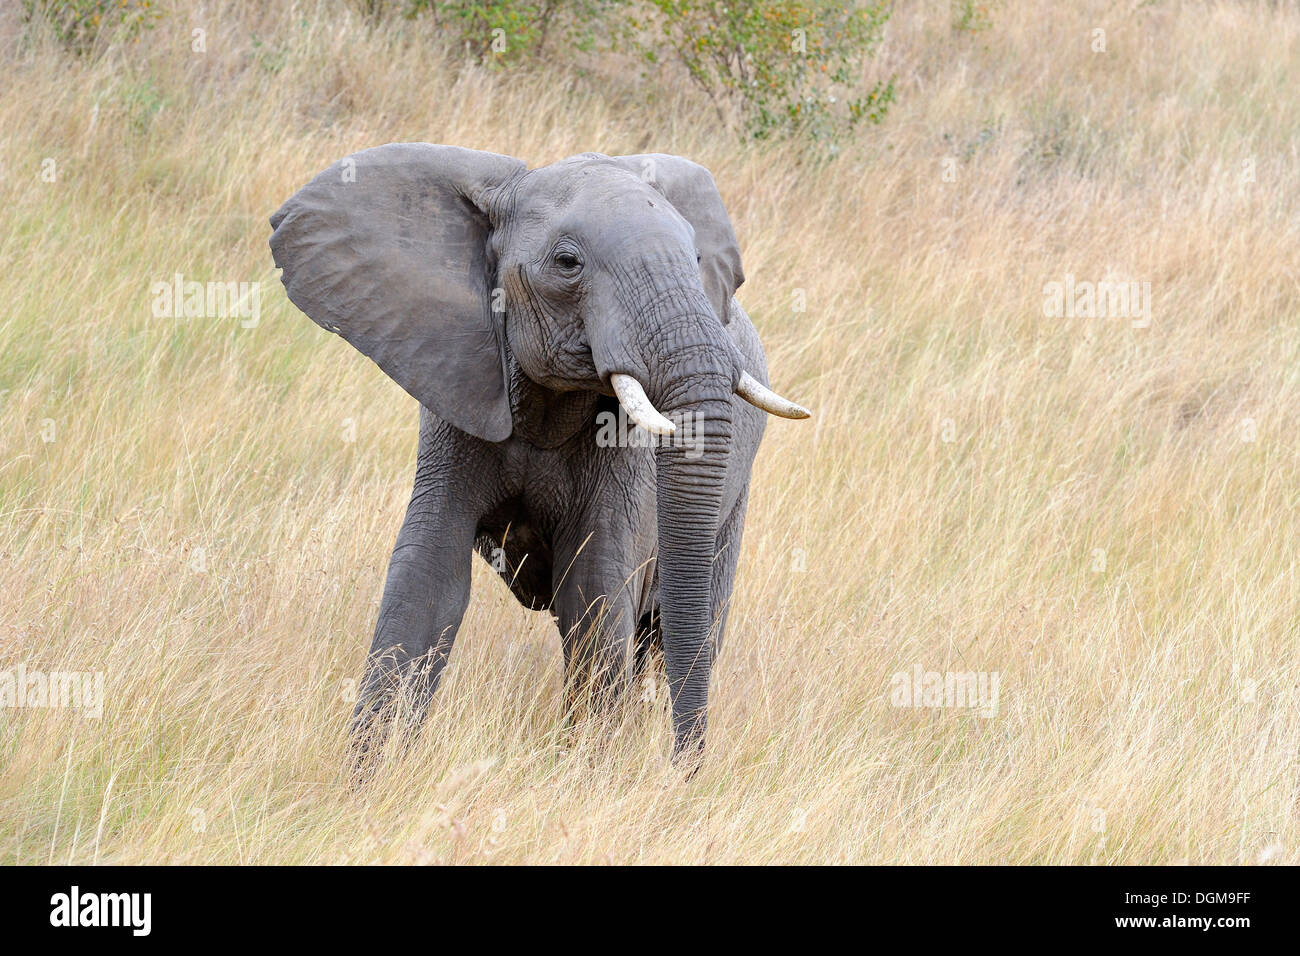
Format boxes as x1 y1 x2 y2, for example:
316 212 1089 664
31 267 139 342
1 0 1298 864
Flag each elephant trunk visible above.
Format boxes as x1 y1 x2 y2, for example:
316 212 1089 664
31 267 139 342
654 387 733 761
640 302 739 761
589 264 743 761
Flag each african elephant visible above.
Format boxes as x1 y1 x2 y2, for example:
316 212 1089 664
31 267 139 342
269 144 808 764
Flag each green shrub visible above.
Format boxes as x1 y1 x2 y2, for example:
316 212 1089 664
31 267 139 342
21 0 163 55
403 0 625 66
390 1 893 140
951 0 994 35
630 1 893 140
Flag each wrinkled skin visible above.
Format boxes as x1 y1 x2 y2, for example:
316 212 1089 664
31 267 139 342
269 146 805 766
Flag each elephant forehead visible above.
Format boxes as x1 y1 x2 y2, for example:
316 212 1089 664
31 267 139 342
513 173 695 252
521 162 677 213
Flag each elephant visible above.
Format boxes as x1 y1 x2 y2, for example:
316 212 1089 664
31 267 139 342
268 143 809 765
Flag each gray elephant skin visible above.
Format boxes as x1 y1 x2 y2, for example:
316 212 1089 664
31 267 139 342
269 144 809 765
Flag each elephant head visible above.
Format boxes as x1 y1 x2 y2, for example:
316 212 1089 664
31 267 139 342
269 144 807 758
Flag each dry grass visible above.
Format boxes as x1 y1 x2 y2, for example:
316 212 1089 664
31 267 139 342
1 0 1298 864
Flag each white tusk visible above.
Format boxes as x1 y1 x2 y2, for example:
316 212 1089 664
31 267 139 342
735 371 811 419
610 373 676 436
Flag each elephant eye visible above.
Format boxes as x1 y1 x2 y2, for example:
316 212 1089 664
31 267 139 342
696 251 702 264
553 251 582 272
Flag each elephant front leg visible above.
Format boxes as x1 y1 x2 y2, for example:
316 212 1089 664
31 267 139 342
552 547 645 720
708 488 749 659
349 490 476 768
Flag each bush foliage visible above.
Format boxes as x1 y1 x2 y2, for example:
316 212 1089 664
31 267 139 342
23 0 892 140
22 0 162 53
631 1 893 139
403 0 626 66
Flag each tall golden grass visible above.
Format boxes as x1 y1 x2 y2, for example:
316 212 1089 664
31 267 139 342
1 0 1297 864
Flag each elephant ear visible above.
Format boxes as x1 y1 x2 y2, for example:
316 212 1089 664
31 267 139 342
270 143 525 442
608 153 744 325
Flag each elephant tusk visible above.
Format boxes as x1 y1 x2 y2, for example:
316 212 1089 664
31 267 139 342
610 373 676 436
735 371 811 420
